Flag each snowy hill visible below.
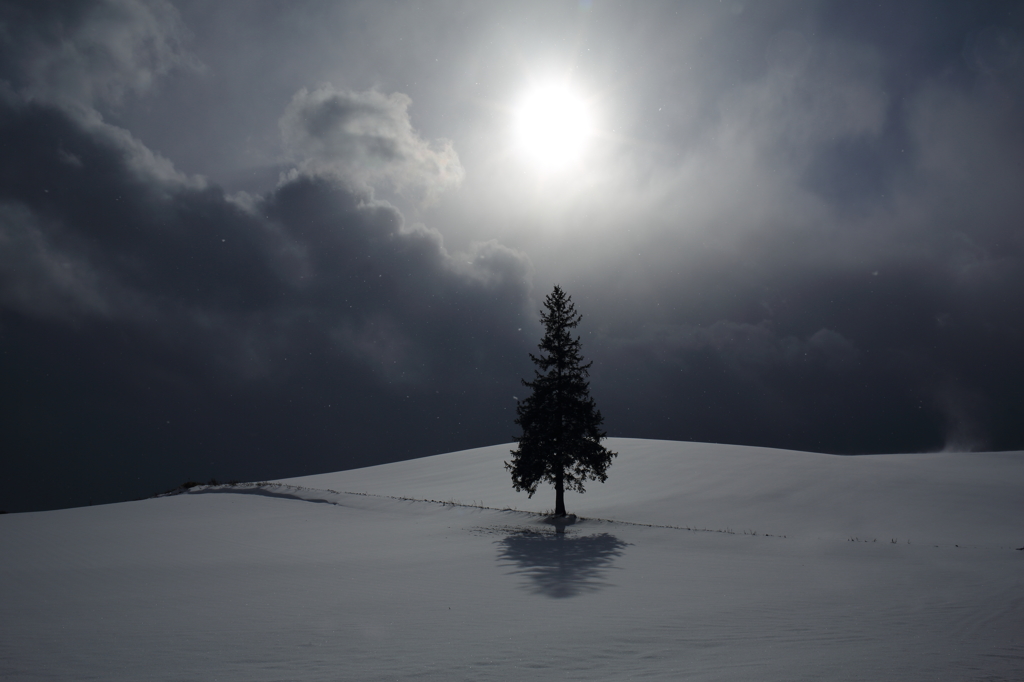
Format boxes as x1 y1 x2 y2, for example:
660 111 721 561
2 438 1022 681
284 438 1024 547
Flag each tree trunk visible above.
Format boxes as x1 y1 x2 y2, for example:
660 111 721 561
554 467 566 516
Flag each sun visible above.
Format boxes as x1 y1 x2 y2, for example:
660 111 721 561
512 82 594 172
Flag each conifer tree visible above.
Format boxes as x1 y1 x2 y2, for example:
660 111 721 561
506 285 616 516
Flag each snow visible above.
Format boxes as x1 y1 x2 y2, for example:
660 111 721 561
2 438 1021 681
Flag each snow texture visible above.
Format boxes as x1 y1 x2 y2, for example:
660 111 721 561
2 438 1021 681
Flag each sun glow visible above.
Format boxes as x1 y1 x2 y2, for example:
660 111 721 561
512 82 594 172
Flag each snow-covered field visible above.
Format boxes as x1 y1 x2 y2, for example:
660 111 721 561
2 438 1021 681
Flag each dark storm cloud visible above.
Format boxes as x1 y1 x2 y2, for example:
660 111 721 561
589 251 1024 454
0 86 527 373
548 2 1024 456
0 8 499 354
0 102 533 509
0 1 535 512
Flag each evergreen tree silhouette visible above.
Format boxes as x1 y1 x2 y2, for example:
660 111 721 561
506 286 616 516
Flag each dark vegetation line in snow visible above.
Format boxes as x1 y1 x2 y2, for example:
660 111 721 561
162 481 785 539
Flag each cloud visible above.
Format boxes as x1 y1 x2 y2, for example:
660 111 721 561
0 2 534 512
962 25 1024 77
280 85 464 203
0 0 513 379
0 94 529 385
905 77 1024 245
0 201 110 319
0 70 532 511
543 9 1024 457
600 321 860 383
743 34 887 158
585 320 864 453
0 0 201 107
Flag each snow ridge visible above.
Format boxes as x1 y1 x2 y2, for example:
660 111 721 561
172 482 784 538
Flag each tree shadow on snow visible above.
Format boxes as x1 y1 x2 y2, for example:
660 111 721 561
496 526 630 599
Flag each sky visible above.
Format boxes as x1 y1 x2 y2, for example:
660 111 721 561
2 0 1023 512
